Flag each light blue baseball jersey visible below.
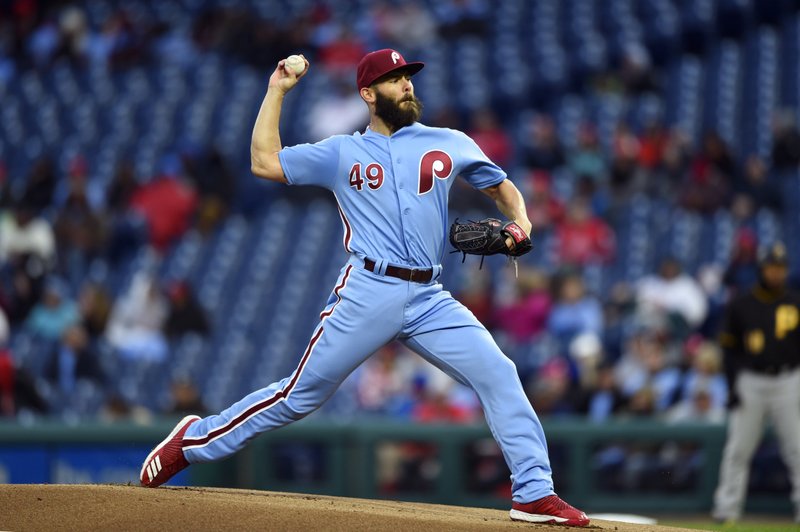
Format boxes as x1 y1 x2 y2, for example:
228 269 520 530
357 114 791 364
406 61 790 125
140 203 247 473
181 121 556 504
279 122 507 267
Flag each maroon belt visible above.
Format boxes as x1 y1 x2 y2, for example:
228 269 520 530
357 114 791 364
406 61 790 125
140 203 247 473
363 258 434 284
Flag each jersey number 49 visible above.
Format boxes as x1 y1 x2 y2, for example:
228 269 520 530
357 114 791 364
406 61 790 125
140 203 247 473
348 150 453 195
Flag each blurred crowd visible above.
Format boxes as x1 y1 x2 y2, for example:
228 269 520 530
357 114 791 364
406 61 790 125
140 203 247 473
0 0 486 77
0 1 799 429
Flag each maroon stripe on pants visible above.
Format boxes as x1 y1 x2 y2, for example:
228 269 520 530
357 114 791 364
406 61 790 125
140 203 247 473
320 265 352 320
183 325 325 447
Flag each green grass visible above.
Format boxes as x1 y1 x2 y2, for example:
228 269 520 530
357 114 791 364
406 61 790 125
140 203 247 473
661 520 800 531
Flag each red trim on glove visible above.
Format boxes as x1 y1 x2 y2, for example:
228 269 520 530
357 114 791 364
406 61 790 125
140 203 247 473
503 222 528 244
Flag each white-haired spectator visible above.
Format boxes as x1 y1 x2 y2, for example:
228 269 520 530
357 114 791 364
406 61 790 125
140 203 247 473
0 202 56 265
636 257 708 331
105 272 168 362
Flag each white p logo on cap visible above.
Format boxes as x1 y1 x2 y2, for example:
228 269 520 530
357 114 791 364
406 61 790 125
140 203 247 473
391 51 400 64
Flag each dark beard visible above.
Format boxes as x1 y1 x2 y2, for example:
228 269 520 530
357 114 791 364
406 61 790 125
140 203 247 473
374 91 423 132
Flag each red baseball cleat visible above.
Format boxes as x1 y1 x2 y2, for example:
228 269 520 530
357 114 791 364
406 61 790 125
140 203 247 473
140 415 200 488
510 495 590 527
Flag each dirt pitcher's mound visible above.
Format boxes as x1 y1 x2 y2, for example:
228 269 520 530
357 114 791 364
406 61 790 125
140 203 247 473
0 484 698 532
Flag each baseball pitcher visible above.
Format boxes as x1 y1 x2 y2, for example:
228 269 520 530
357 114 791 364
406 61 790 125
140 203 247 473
140 49 589 527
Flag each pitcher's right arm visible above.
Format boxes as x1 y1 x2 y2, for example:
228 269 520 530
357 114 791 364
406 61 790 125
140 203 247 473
251 55 309 183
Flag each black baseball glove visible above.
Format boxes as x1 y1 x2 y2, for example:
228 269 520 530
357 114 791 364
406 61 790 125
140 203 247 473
449 218 532 267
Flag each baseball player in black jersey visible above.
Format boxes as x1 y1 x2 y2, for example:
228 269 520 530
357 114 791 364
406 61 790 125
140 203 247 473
712 242 800 523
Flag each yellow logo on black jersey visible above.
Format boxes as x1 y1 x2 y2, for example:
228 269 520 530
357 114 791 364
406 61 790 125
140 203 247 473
746 330 765 354
776 305 799 339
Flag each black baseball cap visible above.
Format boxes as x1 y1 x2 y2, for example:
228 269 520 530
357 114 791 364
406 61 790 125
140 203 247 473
759 241 789 266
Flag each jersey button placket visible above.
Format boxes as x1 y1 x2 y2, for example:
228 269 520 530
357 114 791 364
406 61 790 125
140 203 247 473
389 140 412 261
397 159 404 189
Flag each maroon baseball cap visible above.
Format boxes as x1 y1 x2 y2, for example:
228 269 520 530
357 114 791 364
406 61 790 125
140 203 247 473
356 49 424 90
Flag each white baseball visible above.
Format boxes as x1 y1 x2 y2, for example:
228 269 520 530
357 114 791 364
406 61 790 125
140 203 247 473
284 55 305 75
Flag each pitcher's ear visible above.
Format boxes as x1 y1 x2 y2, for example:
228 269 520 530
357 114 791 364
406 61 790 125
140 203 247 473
360 87 375 103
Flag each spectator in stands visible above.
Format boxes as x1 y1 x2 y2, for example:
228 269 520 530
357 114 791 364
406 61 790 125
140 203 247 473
622 386 657 417
467 108 513 168
164 280 210 339
2 255 47 325
619 43 658 94
494 268 552 346
614 327 682 413
105 272 168 363
356 344 415 416
433 0 489 38
581 361 626 423
428 105 460 130
526 358 575 418
678 340 727 413
733 155 783 214
45 323 105 395
24 277 80 341
361 1 436 54
0 308 46 417
771 108 800 171
547 272 603 349
665 387 725 424
57 6 90 66
87 9 146 69
696 263 726 337
20 157 57 212
521 113 566 172
53 155 104 210
412 378 478 423
609 122 641 195
556 196 616 265
181 145 236 235
524 171 565 233
306 77 369 142
680 131 734 214
0 350 47 418
168 379 208 418
636 257 708 333
100 394 152 425
649 127 692 199
568 123 607 184
723 229 759 295
637 121 668 171
77 281 112 340
728 191 757 233
569 332 604 387
454 271 493 327
106 160 139 213
601 281 638 362
104 161 147 264
53 165 106 287
0 201 56 266
574 174 611 219
129 154 198 252
318 27 366 76
0 162 12 209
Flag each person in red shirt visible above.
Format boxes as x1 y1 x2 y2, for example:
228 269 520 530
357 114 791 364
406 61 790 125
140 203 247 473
318 28 366 75
495 268 552 345
526 171 565 233
557 197 615 265
467 108 513 168
129 156 198 251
